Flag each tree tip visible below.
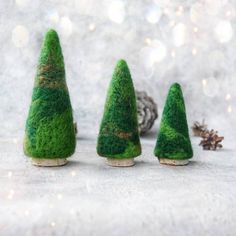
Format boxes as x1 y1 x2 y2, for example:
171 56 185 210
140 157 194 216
116 59 128 67
170 82 182 90
45 28 59 38
43 29 60 46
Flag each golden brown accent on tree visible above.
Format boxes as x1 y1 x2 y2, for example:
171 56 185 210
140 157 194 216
116 132 132 139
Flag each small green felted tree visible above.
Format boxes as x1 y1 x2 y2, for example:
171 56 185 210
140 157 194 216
154 83 193 166
24 29 76 166
97 59 141 167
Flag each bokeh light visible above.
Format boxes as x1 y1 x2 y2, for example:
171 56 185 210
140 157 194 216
108 0 126 24
12 25 29 48
173 23 187 47
145 5 162 24
15 0 30 7
59 16 73 38
214 20 233 43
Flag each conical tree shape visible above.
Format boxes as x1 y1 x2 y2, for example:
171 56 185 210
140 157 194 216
154 83 193 161
97 59 141 160
24 29 76 160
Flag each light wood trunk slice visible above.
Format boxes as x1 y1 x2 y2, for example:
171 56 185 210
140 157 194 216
159 158 189 166
106 158 135 167
31 158 68 167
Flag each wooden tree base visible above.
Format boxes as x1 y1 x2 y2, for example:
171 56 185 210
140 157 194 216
106 158 135 167
159 158 189 166
31 158 68 167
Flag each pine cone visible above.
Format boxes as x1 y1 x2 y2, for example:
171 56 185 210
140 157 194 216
136 91 158 135
199 129 224 150
192 120 207 137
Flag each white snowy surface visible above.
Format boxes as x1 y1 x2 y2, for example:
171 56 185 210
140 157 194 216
0 134 235 236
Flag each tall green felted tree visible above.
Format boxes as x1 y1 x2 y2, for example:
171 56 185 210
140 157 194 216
24 29 76 166
154 83 193 166
97 59 141 167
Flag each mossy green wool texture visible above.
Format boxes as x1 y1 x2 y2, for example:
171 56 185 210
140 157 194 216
154 83 193 160
97 60 141 159
24 29 76 159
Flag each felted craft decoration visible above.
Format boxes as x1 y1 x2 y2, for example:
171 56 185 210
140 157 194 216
24 29 76 166
97 59 141 167
154 83 193 166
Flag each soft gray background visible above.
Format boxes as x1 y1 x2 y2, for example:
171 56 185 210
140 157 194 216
0 0 235 139
1 1 236 236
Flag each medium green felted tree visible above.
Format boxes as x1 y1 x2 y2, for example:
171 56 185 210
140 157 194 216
24 29 76 166
97 59 141 167
154 83 193 166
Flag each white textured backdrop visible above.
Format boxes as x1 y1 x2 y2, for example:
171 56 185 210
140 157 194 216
1 0 236 139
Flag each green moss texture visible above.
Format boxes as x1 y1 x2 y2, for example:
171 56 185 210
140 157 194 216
97 59 141 159
154 83 193 160
24 29 76 159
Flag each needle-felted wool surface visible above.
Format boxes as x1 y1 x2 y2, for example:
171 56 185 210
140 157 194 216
154 83 193 160
97 59 141 159
24 29 76 159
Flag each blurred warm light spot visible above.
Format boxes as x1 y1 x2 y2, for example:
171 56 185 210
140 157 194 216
171 50 176 58
139 40 167 68
178 6 184 12
24 210 30 216
202 79 207 87
8 171 12 178
176 5 184 16
57 194 63 200
192 48 197 55
215 20 233 43
227 105 232 113
108 0 125 24
145 37 151 45
226 10 231 17
164 8 169 15
173 23 187 47
225 94 231 101
13 138 18 144
50 222 56 227
7 189 15 200
12 25 29 48
15 0 30 7
60 16 73 37
193 27 198 33
88 23 96 31
150 40 167 63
